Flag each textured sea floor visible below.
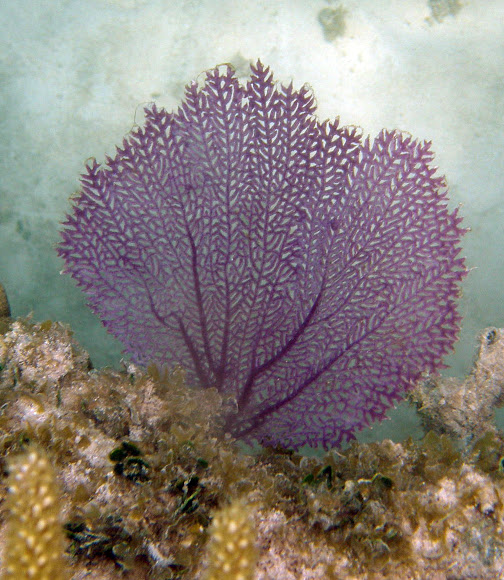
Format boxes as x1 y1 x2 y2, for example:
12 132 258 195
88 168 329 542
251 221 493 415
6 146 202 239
1 316 504 579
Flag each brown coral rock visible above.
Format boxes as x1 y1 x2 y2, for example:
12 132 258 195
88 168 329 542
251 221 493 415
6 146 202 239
1 319 504 579
0 283 10 319
411 327 504 442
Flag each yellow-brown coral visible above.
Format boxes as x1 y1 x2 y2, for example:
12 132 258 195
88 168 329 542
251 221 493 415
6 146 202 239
2 445 68 580
204 499 257 580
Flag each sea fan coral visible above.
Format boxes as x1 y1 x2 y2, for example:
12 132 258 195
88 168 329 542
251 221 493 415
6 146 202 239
58 61 466 449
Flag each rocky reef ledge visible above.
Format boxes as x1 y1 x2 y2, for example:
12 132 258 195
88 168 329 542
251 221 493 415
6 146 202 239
1 315 504 579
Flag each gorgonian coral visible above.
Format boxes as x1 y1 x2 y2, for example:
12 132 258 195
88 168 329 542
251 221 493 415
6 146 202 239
58 61 466 449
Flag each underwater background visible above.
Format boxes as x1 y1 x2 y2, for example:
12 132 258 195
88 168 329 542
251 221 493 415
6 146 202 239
1 0 503 443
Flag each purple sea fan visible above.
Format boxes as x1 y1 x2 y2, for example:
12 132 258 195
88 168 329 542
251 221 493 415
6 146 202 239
58 61 467 450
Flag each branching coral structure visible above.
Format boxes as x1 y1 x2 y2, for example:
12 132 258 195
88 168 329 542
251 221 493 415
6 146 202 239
203 499 257 580
2 445 68 580
58 61 467 449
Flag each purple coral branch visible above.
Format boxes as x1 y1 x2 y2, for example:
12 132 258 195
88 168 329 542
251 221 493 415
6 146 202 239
58 61 467 450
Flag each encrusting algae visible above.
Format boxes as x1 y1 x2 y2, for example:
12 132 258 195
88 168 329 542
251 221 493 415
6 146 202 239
1 314 504 578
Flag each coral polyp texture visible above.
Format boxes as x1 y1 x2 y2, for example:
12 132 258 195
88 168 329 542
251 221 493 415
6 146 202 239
2 446 68 580
58 61 467 449
203 499 257 580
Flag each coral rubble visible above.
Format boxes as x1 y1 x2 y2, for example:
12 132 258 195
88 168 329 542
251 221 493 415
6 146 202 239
1 318 504 578
411 327 504 443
